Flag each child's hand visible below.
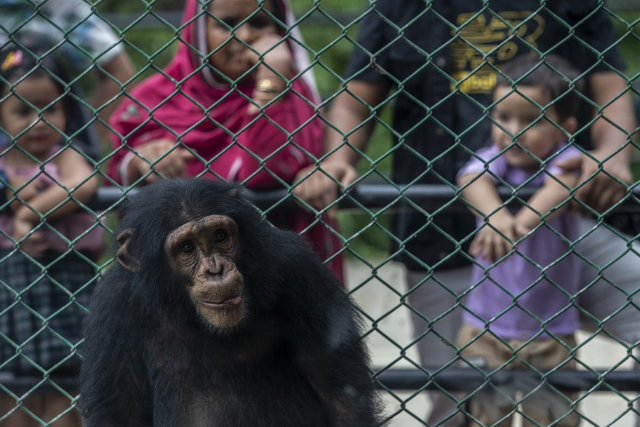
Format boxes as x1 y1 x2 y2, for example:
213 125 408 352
16 180 44 202
470 212 526 262
8 175 44 201
13 217 47 258
7 176 44 213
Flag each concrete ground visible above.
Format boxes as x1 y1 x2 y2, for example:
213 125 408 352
345 258 638 427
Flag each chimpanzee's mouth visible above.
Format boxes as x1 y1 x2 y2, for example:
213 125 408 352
199 294 242 308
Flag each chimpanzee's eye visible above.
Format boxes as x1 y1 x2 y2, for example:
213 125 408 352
180 242 195 253
214 230 228 243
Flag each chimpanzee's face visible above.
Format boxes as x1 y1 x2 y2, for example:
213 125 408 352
164 215 246 331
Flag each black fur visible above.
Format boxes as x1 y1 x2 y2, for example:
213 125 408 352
80 179 384 427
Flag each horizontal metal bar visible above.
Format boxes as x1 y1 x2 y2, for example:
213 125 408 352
89 184 640 213
1 368 638 394
375 368 640 392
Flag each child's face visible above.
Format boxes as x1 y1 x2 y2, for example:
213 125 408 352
0 75 65 158
491 85 572 170
206 0 278 82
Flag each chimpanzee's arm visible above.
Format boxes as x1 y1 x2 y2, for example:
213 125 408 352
277 236 384 427
80 270 153 427
299 301 381 427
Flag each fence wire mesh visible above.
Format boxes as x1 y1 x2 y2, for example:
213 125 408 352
0 0 639 425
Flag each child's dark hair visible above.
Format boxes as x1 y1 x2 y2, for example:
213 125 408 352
0 45 102 159
0 45 69 107
495 54 583 121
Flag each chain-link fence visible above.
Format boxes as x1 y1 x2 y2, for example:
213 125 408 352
0 0 639 425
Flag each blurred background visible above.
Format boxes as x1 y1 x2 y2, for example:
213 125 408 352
81 1 640 425
92 0 640 263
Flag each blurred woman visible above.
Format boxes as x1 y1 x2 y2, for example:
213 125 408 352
107 0 343 280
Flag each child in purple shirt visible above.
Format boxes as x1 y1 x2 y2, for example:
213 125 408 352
456 55 583 427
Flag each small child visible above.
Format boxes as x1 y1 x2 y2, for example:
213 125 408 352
0 47 103 426
456 54 583 427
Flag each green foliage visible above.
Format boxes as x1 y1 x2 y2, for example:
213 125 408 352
123 28 178 81
96 0 178 14
609 10 640 77
633 161 640 179
338 210 393 260
290 0 368 12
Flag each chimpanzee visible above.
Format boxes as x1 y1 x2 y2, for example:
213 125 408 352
80 179 384 427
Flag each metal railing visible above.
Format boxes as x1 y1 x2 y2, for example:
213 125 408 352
89 183 640 212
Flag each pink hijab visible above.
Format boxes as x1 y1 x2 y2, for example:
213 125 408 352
107 0 321 183
107 0 344 282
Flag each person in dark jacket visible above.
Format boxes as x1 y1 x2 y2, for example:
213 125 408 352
294 2 638 425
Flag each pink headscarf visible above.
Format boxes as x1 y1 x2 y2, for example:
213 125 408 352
107 0 321 185
107 0 344 282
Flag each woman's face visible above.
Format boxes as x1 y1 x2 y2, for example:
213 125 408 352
206 0 278 81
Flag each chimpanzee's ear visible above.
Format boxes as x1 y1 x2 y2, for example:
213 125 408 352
116 228 139 272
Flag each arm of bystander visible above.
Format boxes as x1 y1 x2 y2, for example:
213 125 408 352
293 79 391 210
